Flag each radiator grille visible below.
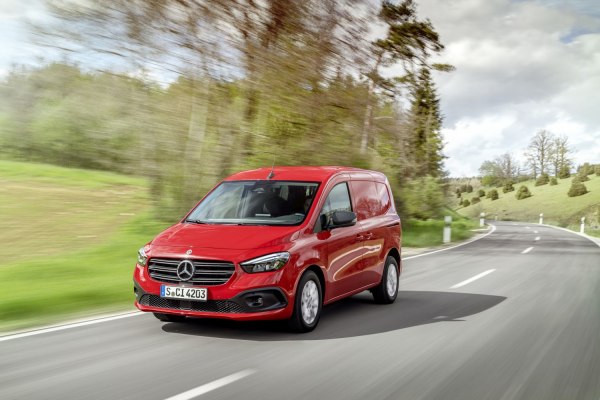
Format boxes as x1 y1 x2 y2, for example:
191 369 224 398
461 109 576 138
148 258 235 286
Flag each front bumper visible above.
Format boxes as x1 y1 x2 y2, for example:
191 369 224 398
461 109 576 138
133 263 294 320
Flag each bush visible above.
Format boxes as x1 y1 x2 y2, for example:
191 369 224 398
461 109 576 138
462 199 471 207
477 189 485 197
516 185 532 200
465 184 473 193
595 165 600 176
502 182 514 193
576 173 589 182
549 177 558 186
558 165 571 179
568 182 588 197
535 173 549 186
471 196 480 204
488 189 499 200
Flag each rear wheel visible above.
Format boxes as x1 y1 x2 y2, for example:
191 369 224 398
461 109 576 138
289 271 322 333
372 256 399 304
153 312 187 323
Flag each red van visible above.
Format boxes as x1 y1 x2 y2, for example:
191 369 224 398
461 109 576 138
133 166 401 332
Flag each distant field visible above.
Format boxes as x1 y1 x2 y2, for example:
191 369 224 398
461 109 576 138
458 174 600 235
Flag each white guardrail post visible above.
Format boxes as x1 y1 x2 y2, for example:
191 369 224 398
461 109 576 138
480 212 486 227
443 216 452 244
580 217 585 234
539 213 544 225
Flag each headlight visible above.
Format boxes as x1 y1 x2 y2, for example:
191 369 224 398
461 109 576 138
137 247 148 266
240 252 290 273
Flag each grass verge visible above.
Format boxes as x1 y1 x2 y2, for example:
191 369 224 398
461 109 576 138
402 212 480 247
0 214 169 332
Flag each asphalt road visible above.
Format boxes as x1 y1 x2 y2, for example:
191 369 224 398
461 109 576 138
1 221 599 400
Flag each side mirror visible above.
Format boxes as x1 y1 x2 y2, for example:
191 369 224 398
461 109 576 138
330 210 357 228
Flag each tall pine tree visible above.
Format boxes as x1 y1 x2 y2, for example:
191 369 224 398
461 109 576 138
409 66 445 177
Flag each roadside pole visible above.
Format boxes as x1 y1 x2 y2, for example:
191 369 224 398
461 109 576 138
480 212 486 227
539 213 544 225
443 216 452 244
580 217 585 234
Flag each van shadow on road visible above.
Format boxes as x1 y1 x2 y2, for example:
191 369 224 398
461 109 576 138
161 291 506 341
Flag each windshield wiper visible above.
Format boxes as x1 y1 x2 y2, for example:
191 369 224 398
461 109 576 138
185 219 207 224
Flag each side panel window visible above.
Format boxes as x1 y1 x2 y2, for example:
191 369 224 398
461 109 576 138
350 180 380 220
375 182 391 216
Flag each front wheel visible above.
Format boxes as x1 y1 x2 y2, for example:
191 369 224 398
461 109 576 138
289 271 322 333
372 256 399 304
153 312 187 323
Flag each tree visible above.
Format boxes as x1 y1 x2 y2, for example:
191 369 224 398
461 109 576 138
360 0 452 156
488 189 499 200
479 153 519 186
568 182 588 197
535 173 549 186
551 135 571 177
525 130 554 178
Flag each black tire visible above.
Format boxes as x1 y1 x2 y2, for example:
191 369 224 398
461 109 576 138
372 256 399 304
288 270 323 333
153 312 187 323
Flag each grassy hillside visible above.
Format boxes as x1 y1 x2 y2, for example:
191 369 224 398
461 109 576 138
0 161 168 331
458 174 600 235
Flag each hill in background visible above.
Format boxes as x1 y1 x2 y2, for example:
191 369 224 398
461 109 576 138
457 174 600 236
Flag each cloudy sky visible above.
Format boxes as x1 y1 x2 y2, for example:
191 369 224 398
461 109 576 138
1 0 599 177
416 0 600 176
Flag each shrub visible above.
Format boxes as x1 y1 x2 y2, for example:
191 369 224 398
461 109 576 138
471 196 480 204
558 165 571 179
549 177 558 186
489 189 499 200
576 173 589 182
404 176 445 220
568 182 588 197
516 185 532 200
465 184 473 193
462 199 471 207
502 182 515 193
477 189 485 197
596 165 600 176
535 173 549 186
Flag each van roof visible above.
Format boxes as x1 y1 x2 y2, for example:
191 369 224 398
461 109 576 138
224 166 387 183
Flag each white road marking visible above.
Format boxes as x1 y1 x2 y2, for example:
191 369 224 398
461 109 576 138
525 226 531 229
533 230 539 234
451 269 496 289
404 225 497 260
522 247 534 254
163 370 256 400
0 311 143 342
535 236 540 241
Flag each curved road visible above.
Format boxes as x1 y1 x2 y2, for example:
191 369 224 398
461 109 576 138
1 222 599 400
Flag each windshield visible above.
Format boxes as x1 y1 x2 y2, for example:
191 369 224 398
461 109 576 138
185 181 320 226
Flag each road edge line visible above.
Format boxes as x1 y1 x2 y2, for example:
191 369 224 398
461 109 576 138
403 224 497 261
539 223 600 248
0 310 143 342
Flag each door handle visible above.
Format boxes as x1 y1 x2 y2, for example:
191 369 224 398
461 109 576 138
364 232 374 240
356 234 365 241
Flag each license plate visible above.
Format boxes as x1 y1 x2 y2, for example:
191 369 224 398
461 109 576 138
160 285 207 301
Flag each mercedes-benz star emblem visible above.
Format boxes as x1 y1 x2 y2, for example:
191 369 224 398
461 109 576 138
176 260 195 281
186 249 192 255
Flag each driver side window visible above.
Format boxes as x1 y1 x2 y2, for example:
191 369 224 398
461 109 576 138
315 182 352 232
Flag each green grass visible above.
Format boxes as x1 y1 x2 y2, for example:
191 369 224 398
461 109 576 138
0 160 166 331
0 214 169 331
458 174 600 230
403 210 480 247
0 160 150 266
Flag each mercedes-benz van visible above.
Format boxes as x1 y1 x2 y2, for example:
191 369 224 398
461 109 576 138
133 166 401 332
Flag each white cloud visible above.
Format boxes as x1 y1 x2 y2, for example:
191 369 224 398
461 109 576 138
414 0 600 176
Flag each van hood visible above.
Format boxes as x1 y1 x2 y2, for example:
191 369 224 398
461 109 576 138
151 223 300 250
